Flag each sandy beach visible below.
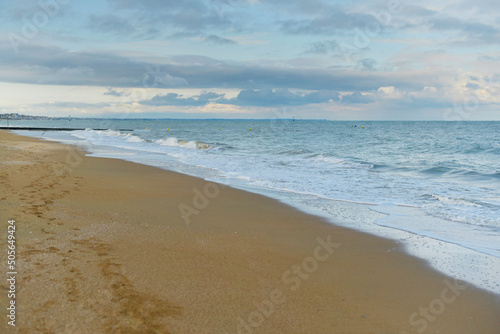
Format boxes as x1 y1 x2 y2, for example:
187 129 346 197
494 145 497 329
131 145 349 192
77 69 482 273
1 130 499 333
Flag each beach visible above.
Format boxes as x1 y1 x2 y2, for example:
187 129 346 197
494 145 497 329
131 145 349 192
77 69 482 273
1 130 499 333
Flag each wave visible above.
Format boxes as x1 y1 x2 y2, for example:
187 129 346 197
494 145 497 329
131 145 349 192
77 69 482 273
74 129 213 150
154 137 212 150
14 120 500 295
462 142 487 154
421 194 500 228
277 148 313 156
126 135 144 143
423 194 481 207
418 165 500 182
311 155 373 169
420 166 453 175
487 147 500 155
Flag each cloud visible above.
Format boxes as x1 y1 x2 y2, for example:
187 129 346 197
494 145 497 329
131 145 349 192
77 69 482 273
89 14 135 35
0 41 433 91
397 4 500 46
108 0 181 10
99 0 236 37
1 0 500 120
141 88 340 107
35 102 111 109
147 72 190 88
280 9 378 36
1 0 72 23
104 88 130 97
38 66 95 85
226 88 340 106
341 92 375 104
357 58 377 71
276 2 500 49
203 34 237 45
305 40 339 54
465 82 481 89
377 86 396 95
0 41 190 88
141 91 225 106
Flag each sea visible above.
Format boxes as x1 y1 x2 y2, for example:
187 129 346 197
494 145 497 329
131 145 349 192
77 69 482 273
7 119 500 295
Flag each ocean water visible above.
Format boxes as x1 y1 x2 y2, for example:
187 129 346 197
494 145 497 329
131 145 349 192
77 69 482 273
8 119 500 294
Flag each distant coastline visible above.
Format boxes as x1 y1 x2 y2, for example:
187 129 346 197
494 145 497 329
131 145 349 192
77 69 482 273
1 113 497 122
0 113 316 121
0 113 68 121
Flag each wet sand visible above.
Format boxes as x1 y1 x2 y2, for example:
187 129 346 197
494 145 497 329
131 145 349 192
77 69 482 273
1 130 499 333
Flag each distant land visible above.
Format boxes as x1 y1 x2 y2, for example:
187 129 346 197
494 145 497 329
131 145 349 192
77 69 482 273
0 113 70 121
0 113 311 121
0 113 140 121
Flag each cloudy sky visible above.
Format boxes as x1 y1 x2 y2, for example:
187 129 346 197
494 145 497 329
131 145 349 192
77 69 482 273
1 0 499 120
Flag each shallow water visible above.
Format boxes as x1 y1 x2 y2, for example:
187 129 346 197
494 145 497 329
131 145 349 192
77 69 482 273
10 119 500 294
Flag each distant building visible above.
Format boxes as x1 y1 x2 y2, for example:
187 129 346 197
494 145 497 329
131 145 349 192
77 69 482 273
0 113 53 120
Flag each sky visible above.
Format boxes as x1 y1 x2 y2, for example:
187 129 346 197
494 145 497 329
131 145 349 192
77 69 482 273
1 0 500 120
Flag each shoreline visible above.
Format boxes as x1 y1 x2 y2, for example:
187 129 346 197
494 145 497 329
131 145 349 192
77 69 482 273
1 130 499 333
18 126 500 296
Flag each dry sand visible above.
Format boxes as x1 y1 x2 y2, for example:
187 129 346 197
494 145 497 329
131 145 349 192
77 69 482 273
0 130 499 333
